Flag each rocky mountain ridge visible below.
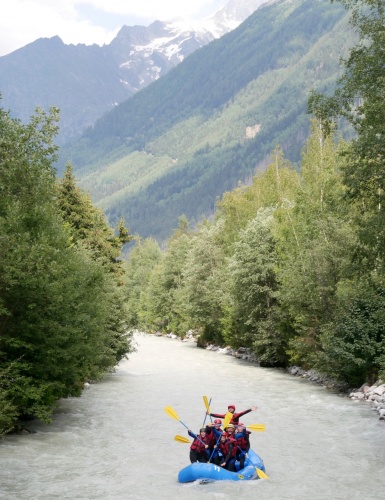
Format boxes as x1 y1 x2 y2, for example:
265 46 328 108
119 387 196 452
0 0 267 144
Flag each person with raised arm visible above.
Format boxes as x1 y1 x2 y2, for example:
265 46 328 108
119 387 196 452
217 432 237 471
234 422 251 470
187 427 211 463
208 403 257 425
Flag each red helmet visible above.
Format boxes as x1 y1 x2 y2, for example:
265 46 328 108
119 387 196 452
221 432 228 438
237 422 244 427
214 419 222 424
228 404 236 410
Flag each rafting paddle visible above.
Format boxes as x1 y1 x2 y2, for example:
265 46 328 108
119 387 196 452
164 406 189 430
245 424 265 432
208 427 224 463
223 411 233 429
255 468 269 479
174 434 191 444
235 445 269 479
203 396 210 413
165 405 206 446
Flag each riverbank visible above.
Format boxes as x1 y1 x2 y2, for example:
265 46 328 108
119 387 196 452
161 331 385 423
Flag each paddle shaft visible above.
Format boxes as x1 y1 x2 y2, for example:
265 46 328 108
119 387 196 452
208 430 223 463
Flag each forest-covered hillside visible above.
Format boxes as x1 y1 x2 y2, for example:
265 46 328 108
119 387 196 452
60 0 351 241
123 0 385 388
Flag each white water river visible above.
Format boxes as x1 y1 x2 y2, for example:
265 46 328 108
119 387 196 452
1 333 384 499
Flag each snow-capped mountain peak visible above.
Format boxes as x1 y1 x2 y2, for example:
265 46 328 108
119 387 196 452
112 0 269 92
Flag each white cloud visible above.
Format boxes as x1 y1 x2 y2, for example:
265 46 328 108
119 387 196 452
82 0 219 19
0 0 225 57
0 1 112 55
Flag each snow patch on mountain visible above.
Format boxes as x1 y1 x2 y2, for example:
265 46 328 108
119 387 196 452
114 0 269 92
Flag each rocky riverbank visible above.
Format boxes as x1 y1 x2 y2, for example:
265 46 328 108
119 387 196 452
349 383 385 421
161 331 385 423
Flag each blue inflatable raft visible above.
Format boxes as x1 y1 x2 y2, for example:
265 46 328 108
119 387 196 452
178 449 266 483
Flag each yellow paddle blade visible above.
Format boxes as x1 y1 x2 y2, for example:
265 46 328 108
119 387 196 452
223 411 233 429
174 434 191 444
256 468 269 479
203 396 210 413
246 424 266 432
164 405 180 421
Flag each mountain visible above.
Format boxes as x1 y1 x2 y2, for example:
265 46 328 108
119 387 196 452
0 0 266 145
59 0 352 242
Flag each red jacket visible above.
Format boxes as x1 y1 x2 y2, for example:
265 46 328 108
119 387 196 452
205 427 217 447
210 408 252 425
188 430 210 453
235 430 251 451
218 437 237 462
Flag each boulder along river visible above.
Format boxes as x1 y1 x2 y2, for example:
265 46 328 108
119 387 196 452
1 333 384 500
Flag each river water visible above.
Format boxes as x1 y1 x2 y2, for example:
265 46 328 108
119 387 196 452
1 333 384 500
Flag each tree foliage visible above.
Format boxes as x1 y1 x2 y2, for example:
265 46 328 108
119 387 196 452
0 105 133 434
124 0 385 387
309 0 385 269
126 112 383 384
180 219 229 344
228 208 286 364
124 237 162 328
57 164 133 281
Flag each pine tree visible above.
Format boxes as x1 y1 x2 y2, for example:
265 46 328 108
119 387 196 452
57 164 132 280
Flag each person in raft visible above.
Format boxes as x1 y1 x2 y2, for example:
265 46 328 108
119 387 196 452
224 423 236 438
210 423 237 468
234 422 251 470
187 427 211 463
217 431 237 471
206 419 222 459
207 419 225 465
208 403 257 425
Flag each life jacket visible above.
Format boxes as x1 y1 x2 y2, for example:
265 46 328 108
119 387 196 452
190 433 210 453
218 438 237 458
207 429 218 447
235 431 250 451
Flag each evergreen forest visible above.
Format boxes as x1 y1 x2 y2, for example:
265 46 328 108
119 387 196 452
0 107 134 435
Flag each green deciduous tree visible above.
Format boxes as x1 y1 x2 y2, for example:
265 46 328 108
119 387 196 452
308 0 385 380
180 219 229 345
319 274 385 385
275 120 355 368
138 218 192 334
124 237 162 328
228 208 287 364
309 0 385 270
216 147 300 252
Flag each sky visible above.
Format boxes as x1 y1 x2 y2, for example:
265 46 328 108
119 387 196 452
0 0 227 57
